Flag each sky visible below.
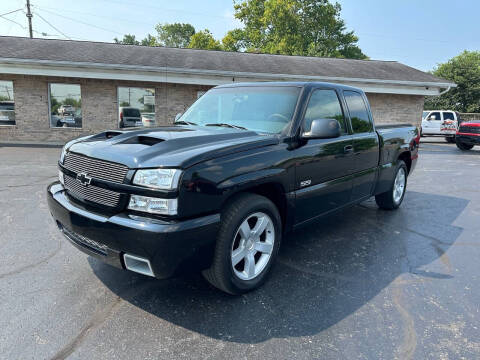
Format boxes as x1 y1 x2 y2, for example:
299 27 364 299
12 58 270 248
0 0 478 71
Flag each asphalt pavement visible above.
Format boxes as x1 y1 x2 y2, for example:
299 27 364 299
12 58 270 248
0 138 479 359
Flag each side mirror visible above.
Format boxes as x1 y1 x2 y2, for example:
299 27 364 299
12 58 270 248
174 113 183 122
302 118 341 139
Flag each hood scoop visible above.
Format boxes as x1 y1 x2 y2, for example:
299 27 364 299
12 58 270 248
120 136 165 146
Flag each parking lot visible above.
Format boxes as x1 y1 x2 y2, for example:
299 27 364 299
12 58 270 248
0 139 479 360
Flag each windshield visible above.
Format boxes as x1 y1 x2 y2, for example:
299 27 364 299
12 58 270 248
179 86 301 134
422 111 429 119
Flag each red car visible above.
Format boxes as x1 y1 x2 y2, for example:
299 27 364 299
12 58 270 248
456 121 480 151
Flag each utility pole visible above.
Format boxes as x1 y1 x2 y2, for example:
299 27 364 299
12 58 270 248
26 0 33 38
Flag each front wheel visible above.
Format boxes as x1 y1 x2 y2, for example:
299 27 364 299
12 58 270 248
456 140 474 151
375 160 407 210
203 193 282 295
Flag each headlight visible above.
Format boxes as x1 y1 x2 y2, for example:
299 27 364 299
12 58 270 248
60 145 68 164
132 169 182 190
128 195 178 215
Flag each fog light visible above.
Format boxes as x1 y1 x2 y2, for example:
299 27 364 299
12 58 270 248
128 195 177 215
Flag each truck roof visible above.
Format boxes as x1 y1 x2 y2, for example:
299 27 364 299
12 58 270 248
215 81 363 92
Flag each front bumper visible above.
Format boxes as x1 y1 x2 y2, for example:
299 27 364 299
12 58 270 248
47 182 220 278
456 134 480 145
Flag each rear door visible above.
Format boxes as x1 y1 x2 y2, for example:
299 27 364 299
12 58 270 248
343 90 379 201
294 88 354 224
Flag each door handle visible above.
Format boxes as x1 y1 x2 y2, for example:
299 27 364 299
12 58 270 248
344 145 354 154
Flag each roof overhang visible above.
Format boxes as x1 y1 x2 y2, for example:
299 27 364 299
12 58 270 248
0 58 456 96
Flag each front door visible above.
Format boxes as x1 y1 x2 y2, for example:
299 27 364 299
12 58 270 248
293 88 354 225
423 111 442 135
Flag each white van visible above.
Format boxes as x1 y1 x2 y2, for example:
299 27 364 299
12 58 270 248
421 110 460 143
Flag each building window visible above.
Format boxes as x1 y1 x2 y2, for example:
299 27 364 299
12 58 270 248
118 87 155 128
49 84 82 128
0 81 15 126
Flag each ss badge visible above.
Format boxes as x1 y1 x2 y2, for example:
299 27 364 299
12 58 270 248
300 179 311 187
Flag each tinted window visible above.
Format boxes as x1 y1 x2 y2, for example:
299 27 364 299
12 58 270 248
443 112 455 120
123 108 141 117
304 89 346 134
344 91 372 133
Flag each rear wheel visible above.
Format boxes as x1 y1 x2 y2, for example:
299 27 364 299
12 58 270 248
203 193 282 295
456 140 474 151
375 160 407 210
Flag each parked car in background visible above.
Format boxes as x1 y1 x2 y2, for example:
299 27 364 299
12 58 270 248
119 107 142 128
421 110 460 143
48 82 419 294
58 105 75 116
455 120 480 151
0 100 15 125
141 113 155 127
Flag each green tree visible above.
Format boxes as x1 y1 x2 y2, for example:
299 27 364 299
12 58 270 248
226 0 367 59
156 23 196 48
141 34 158 46
188 29 223 50
222 28 246 52
425 51 480 113
114 34 140 45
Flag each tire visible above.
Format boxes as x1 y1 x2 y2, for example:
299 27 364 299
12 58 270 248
203 193 282 295
375 160 408 210
456 140 474 151
445 136 456 143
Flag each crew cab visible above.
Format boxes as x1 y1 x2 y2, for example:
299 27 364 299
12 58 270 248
455 120 480 151
47 82 419 294
421 110 460 143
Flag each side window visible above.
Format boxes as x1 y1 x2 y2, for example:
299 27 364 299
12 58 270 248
303 89 346 134
443 112 455 121
429 112 441 121
344 90 372 133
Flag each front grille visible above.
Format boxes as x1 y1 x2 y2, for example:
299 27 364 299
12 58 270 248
64 175 121 207
63 152 128 208
64 152 128 182
61 225 108 256
459 125 480 134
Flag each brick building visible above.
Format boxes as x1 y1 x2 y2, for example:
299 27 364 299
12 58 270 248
0 36 454 144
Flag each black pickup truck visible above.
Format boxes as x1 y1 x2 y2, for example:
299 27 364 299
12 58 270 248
47 82 419 294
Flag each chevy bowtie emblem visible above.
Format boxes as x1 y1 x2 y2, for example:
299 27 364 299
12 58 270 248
76 172 92 186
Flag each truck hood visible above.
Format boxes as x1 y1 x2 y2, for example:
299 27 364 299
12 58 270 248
66 126 278 169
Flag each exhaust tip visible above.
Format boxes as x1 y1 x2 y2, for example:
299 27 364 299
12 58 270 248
123 254 155 277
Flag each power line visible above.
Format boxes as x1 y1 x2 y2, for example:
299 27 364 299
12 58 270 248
33 6 124 35
0 8 24 17
33 11 71 40
0 13 27 30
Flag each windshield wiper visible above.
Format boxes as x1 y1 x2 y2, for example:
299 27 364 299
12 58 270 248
174 120 197 126
205 123 247 130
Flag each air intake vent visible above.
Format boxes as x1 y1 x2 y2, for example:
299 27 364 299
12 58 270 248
121 136 164 146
